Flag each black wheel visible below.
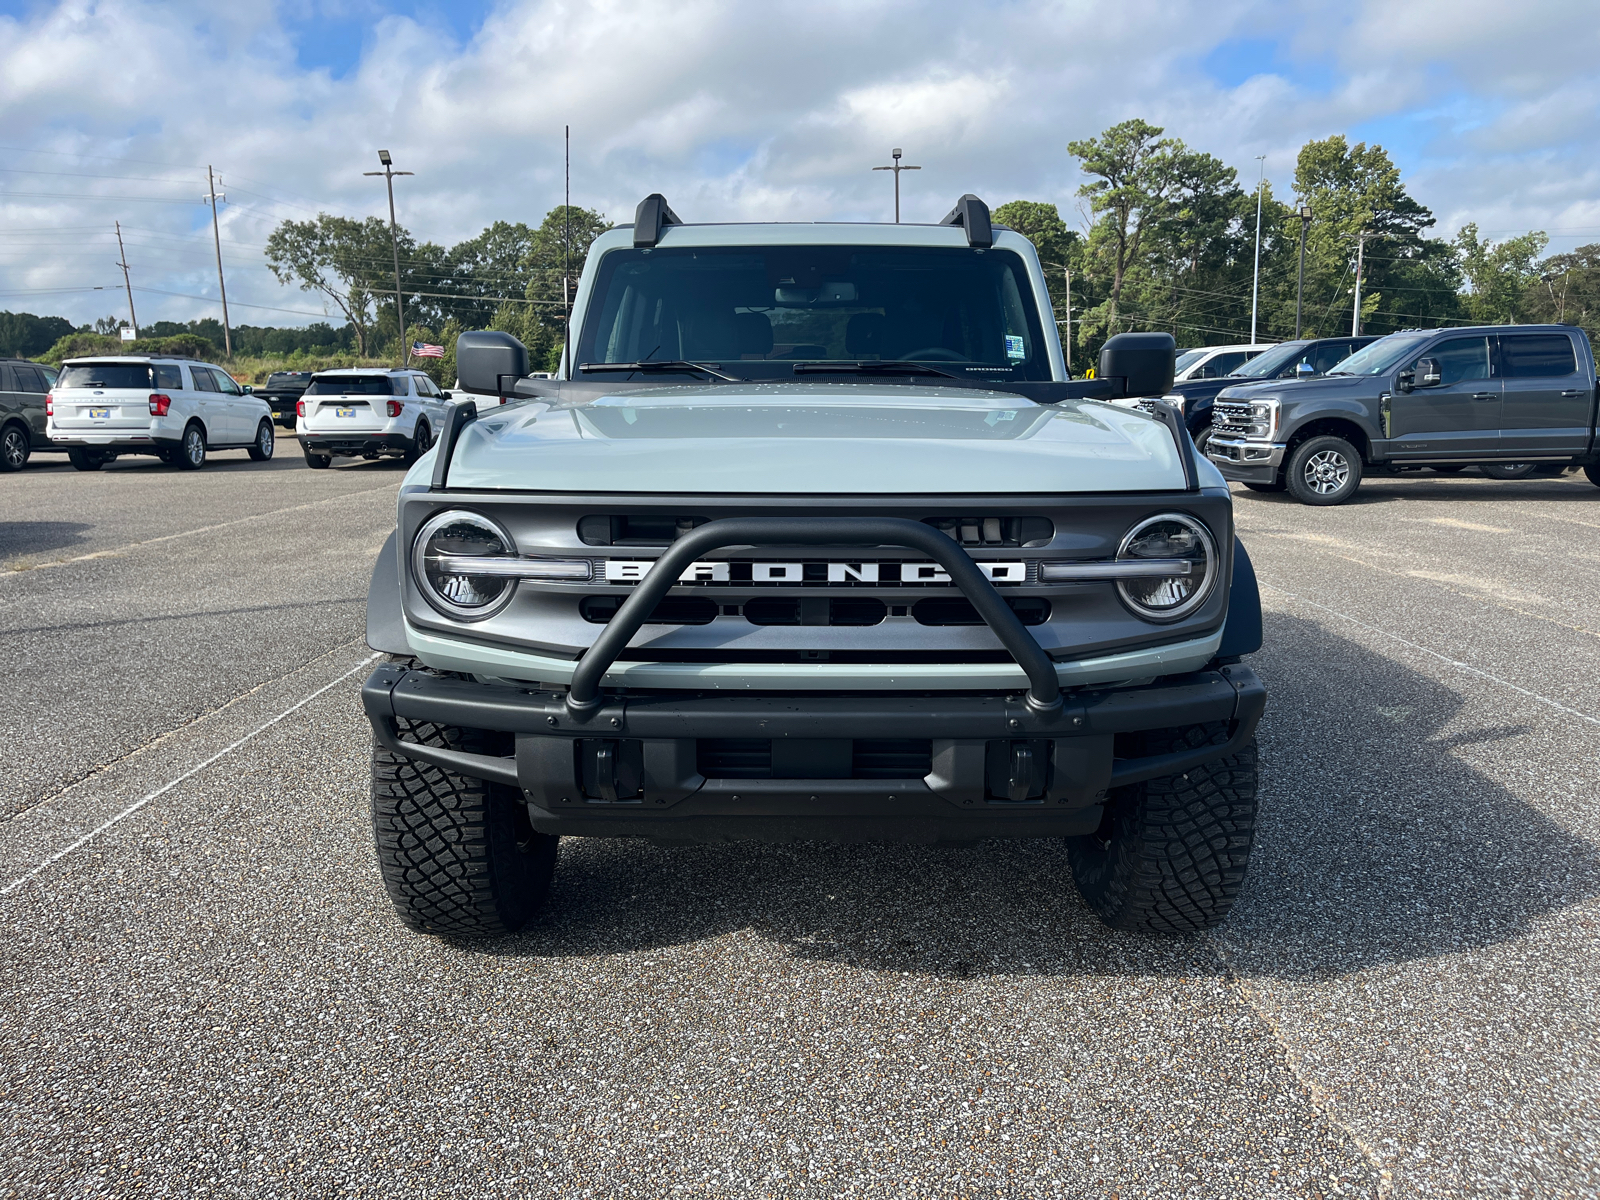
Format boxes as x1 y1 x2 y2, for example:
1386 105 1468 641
1242 480 1285 493
1191 426 1213 456
1067 723 1258 934
247 419 275 462
1430 464 1466 474
303 450 332 469
372 719 558 937
0 424 29 472
404 420 432 466
1285 435 1362 505
176 422 207 470
67 447 106 472
1586 464 1600 488
1481 462 1537 480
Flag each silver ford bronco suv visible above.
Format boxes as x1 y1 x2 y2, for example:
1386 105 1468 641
361 194 1265 938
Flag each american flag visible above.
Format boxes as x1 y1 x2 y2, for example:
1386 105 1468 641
411 341 444 358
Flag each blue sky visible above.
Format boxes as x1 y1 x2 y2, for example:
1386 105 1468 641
1 0 1596 330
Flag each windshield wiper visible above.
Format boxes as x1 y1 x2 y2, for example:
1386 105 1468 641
791 360 959 379
578 361 743 382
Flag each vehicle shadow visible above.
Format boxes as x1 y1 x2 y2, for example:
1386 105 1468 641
0 520 93 560
1236 475 1600 506
459 611 1600 982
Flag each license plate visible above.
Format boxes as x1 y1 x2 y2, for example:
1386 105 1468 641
336 407 356 418
88 407 111 420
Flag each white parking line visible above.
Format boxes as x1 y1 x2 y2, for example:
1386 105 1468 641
1261 581 1600 729
0 653 378 897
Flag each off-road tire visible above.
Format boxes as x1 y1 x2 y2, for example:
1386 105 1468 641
304 449 332 469
1067 722 1258 934
1285 434 1362 505
247 419 275 462
1242 480 1285 493
404 419 432 466
176 422 206 470
372 719 558 937
1585 464 1600 488
68 447 106 472
1191 425 1213 457
0 423 29 471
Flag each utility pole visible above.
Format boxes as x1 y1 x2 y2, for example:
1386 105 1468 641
1249 156 1265 345
1063 265 1072 376
1294 204 1312 338
563 124 571 380
1352 230 1369 337
203 166 232 357
364 150 414 365
114 221 137 337
872 148 921 223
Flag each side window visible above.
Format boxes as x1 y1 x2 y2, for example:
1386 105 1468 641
1201 352 1247 378
1426 338 1491 386
154 364 183 390
1312 342 1350 374
392 376 411 396
1501 334 1577 379
15 365 48 393
212 369 242 395
189 366 218 392
0 365 14 392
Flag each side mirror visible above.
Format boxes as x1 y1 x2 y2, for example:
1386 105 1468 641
456 330 530 395
1415 357 1442 388
1294 362 1315 379
242 384 253 394
1099 331 1176 398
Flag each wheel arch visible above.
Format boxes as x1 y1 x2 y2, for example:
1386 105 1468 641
1286 415 1370 460
366 531 413 655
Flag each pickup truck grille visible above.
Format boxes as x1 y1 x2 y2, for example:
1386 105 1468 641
1210 401 1256 437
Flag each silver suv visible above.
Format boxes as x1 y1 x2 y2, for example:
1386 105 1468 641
361 194 1266 940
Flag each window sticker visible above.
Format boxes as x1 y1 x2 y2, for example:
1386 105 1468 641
1005 334 1026 359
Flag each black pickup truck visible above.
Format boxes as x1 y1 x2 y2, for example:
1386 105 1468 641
1206 324 1600 504
254 370 314 428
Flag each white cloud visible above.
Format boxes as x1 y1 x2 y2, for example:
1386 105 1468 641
1 0 1596 329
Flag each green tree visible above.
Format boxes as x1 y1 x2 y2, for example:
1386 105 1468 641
1454 223 1549 325
265 215 392 356
0 311 74 357
440 221 537 327
496 205 613 373
1525 243 1600 340
1291 136 1463 337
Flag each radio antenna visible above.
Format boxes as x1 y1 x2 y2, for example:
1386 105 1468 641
562 124 571 379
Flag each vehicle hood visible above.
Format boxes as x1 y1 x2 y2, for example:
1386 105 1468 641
1216 374 1378 404
444 382 1187 494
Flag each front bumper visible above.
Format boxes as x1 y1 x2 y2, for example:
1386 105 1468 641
362 662 1265 843
1206 437 1285 484
299 431 411 457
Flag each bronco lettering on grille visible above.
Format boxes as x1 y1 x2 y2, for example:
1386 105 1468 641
601 560 1027 585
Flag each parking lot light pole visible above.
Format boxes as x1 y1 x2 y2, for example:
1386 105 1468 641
872 148 921 223
1294 204 1312 338
1352 229 1369 337
364 150 414 365
1249 156 1265 345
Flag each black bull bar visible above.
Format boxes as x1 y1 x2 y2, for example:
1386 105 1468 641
363 517 1264 834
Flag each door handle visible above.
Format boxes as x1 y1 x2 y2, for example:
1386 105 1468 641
1472 392 1497 400
1559 389 1582 397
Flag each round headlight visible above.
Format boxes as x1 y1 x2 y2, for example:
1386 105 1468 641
1115 513 1218 622
412 509 517 620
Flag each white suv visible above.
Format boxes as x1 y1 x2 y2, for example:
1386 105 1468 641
1174 344 1272 382
48 356 275 471
296 368 447 469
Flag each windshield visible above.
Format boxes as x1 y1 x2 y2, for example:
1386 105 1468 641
1229 341 1310 379
575 244 1052 381
57 363 154 390
1174 349 1208 373
267 373 312 387
1328 334 1430 376
304 375 394 395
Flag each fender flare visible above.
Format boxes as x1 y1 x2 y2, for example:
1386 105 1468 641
366 530 412 655
1218 536 1262 659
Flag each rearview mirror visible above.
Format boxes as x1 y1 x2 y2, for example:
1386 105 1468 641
456 330 530 395
1098 331 1176 398
1415 357 1442 388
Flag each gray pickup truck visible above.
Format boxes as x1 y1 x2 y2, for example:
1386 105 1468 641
1206 324 1600 504
361 194 1265 940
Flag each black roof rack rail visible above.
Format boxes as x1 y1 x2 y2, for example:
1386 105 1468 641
939 194 993 248
633 194 682 248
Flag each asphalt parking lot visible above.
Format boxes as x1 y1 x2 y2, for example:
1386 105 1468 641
1 449 1597 1199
